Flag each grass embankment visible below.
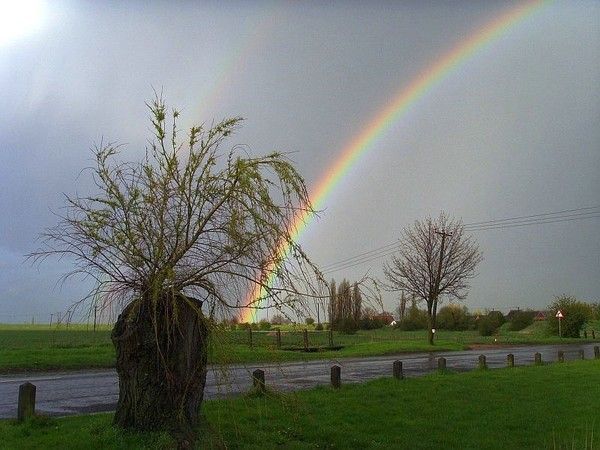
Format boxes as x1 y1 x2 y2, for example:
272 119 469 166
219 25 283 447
0 321 598 372
1 359 599 449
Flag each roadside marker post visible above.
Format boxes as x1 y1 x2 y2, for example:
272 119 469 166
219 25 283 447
252 369 265 393
437 357 446 371
506 353 514 367
331 365 341 389
17 383 36 421
555 310 564 338
393 360 404 380
478 355 487 370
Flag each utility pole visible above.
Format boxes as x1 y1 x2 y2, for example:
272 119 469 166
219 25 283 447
316 302 320 325
93 305 97 332
434 229 452 295
429 229 452 344
399 291 406 320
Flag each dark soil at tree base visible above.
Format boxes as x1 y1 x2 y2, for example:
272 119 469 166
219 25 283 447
111 294 208 443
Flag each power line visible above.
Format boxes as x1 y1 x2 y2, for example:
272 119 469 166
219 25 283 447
320 241 400 271
464 210 600 231
323 247 400 275
465 213 600 231
319 206 600 275
462 205 600 227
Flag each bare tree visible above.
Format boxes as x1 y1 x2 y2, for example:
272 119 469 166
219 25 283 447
383 213 482 345
30 96 322 441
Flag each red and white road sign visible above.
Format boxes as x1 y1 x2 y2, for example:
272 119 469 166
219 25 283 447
555 310 564 318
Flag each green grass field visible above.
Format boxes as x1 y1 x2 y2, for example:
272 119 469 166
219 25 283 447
1 359 598 449
0 321 597 372
0 325 114 372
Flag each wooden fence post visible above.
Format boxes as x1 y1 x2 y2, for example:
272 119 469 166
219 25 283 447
534 352 542 365
579 349 585 360
557 351 564 363
438 357 446 371
252 369 265 393
331 365 341 389
276 329 282 349
17 382 36 421
393 360 403 380
506 354 514 368
478 355 487 370
303 329 309 351
248 327 253 347
328 329 334 347
594 346 599 359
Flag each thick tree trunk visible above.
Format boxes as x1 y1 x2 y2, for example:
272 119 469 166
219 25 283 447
427 317 434 345
111 293 209 440
427 300 434 345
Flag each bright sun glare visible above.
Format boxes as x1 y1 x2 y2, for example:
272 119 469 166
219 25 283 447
0 0 47 47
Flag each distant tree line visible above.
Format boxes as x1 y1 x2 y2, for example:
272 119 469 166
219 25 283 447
329 279 361 333
394 294 599 338
220 293 599 339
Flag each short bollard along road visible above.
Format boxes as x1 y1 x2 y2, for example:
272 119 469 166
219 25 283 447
0 343 597 419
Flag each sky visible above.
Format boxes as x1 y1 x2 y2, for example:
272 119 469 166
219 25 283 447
0 0 598 324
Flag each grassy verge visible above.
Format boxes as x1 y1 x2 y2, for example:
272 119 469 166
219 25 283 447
0 327 114 373
213 340 464 365
1 359 598 449
0 323 598 372
0 337 463 373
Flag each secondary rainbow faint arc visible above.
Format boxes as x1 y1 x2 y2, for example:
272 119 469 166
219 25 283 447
242 0 547 322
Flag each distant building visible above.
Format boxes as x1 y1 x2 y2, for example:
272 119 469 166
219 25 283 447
374 312 394 325
506 310 521 321
506 309 544 322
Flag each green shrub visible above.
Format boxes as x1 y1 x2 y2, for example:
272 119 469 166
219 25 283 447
508 310 535 331
397 305 428 331
591 302 600 320
487 311 505 329
477 315 497 336
315 323 324 331
547 295 593 338
305 317 315 325
359 317 386 330
437 305 470 331
337 318 358 334
258 319 271 331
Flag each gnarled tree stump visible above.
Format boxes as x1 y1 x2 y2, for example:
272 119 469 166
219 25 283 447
111 294 209 439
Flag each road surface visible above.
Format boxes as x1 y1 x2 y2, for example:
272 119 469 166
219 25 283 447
0 342 597 419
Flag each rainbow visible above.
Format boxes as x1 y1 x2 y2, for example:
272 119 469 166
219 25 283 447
194 5 284 118
241 0 547 322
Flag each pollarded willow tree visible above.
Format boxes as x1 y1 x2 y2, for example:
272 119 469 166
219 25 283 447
383 213 483 345
31 96 323 440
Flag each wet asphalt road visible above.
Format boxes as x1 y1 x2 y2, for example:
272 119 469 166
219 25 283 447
0 342 597 419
